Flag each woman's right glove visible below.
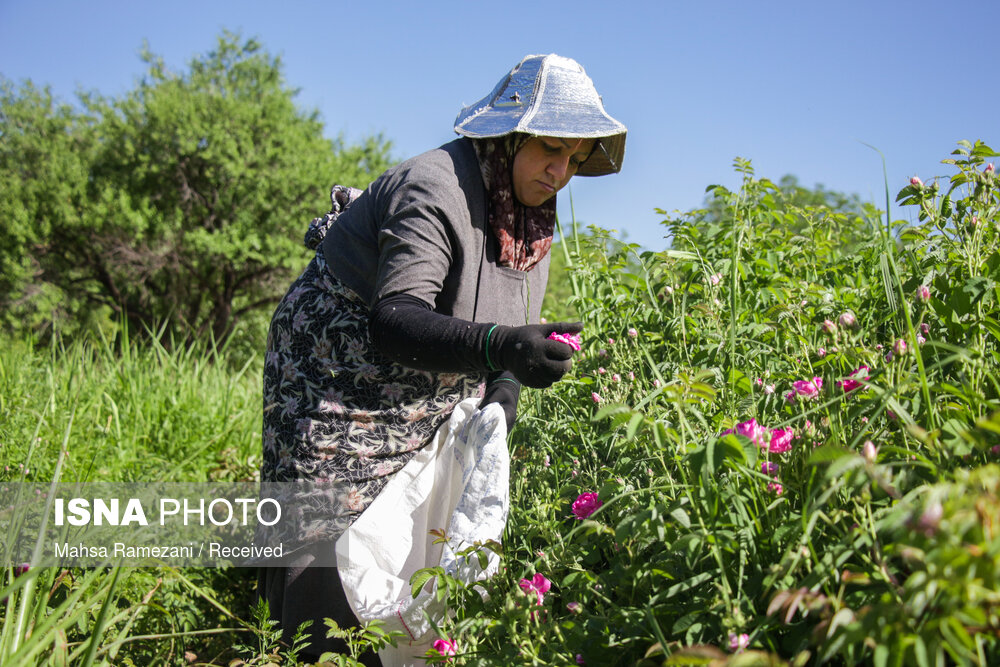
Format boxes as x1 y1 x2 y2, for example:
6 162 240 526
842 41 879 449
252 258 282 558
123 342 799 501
488 322 584 388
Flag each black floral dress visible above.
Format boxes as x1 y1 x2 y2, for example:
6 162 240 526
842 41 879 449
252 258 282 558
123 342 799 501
261 189 485 544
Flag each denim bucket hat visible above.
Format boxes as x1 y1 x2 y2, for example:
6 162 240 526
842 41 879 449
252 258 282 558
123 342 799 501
454 54 627 176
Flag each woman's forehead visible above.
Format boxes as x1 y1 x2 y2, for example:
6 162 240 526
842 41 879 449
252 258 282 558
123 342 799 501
541 136 595 152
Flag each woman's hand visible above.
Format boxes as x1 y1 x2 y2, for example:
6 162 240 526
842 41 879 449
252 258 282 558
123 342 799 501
490 322 584 388
481 372 520 432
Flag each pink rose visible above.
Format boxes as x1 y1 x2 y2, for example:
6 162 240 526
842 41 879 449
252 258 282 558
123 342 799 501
572 492 603 520
721 418 768 448
910 175 923 187
768 428 794 453
839 365 870 392
433 639 457 657
792 377 823 399
518 573 552 605
548 331 583 351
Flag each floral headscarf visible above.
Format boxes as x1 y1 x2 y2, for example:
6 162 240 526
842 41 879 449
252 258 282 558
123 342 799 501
473 136 557 272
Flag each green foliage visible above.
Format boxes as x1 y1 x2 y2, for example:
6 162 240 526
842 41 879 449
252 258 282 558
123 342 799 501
318 619 403 666
0 31 392 345
0 78 102 337
426 142 1000 665
544 222 641 324
233 598 315 666
3 141 1000 665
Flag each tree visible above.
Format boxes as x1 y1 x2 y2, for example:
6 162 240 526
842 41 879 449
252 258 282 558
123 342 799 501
0 32 392 343
0 80 100 333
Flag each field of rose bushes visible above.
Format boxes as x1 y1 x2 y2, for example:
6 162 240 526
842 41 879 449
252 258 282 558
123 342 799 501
1 140 999 666
427 141 1000 666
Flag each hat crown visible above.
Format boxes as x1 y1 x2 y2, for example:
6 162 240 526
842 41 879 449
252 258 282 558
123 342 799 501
454 54 626 176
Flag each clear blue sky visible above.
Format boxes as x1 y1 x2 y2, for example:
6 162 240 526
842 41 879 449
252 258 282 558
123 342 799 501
2 0 997 250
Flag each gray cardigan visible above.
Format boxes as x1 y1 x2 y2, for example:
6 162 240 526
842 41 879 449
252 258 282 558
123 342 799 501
321 138 549 327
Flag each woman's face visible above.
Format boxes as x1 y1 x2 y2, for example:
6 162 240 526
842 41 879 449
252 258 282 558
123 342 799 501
511 136 596 207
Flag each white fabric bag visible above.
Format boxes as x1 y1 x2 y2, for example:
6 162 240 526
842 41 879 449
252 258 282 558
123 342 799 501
335 398 509 667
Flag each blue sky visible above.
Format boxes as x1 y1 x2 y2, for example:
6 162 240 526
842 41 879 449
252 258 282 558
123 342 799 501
2 0 997 250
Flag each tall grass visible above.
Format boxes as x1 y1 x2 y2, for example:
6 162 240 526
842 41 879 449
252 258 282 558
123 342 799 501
0 324 262 485
0 325 263 664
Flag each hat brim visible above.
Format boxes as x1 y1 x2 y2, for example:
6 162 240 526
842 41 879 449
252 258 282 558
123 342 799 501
455 127 626 177
577 132 626 177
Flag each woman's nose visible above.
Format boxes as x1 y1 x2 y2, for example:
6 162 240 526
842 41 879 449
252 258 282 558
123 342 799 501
548 156 570 181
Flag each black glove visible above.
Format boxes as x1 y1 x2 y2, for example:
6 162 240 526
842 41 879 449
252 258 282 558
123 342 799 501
481 371 521 432
488 322 583 388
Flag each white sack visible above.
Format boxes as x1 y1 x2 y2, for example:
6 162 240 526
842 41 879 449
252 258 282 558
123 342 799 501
335 398 509 667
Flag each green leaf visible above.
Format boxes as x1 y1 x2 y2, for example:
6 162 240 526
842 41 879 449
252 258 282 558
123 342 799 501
826 453 865 479
912 635 930 667
409 569 437 599
962 276 990 306
661 249 700 261
663 571 714 599
669 506 691 530
626 412 645 440
899 227 928 242
873 644 889 667
971 142 998 157
664 644 725 664
808 444 852 465
592 403 632 421
728 367 753 394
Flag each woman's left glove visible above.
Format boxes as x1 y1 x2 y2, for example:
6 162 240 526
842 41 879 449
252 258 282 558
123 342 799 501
481 371 521 432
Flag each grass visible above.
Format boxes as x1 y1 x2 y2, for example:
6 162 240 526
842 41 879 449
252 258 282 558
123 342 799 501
0 326 263 665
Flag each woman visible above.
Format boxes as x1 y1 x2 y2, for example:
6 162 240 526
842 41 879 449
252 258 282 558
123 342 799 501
258 53 626 662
